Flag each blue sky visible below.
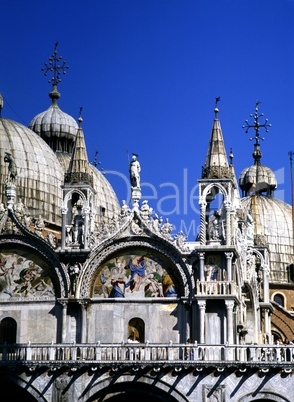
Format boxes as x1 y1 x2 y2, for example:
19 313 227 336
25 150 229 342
1 0 294 239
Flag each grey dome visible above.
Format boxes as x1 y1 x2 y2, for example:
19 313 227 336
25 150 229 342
241 195 293 277
239 164 277 195
0 118 63 225
29 89 78 153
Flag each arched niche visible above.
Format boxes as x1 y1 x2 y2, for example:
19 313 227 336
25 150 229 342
0 243 64 299
0 317 17 343
128 317 145 342
78 238 192 299
91 249 181 299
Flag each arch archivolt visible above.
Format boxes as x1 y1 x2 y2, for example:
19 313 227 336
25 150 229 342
201 182 229 204
238 390 291 402
0 237 68 298
79 372 189 402
77 237 193 298
63 189 88 209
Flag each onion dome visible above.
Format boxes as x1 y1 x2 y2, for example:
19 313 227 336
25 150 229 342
0 117 63 225
239 164 277 196
28 87 78 153
28 42 78 154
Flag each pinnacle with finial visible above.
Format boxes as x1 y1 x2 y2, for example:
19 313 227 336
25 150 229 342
41 41 69 87
242 101 271 144
78 106 83 126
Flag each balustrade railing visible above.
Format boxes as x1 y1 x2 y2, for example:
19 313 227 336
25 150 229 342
0 343 293 366
196 281 237 296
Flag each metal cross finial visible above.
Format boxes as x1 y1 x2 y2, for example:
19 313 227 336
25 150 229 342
242 101 271 144
215 97 221 106
41 41 69 86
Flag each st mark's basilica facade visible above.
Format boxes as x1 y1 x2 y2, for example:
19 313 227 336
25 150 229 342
0 44 293 402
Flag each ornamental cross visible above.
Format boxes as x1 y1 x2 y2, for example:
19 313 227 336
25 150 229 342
242 101 271 144
42 41 69 86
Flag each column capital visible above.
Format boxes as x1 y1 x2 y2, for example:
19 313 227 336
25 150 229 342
197 300 206 309
225 300 234 310
225 252 233 260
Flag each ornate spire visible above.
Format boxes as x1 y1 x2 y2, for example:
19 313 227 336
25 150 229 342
202 98 231 179
41 42 69 105
64 107 92 186
242 101 271 165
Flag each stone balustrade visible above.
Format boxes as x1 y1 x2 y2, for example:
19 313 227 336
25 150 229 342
0 343 293 368
196 281 237 296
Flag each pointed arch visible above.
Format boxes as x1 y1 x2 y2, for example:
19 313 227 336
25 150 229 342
77 236 193 299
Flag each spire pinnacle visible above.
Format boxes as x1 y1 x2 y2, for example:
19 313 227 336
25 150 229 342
202 98 231 179
214 96 220 117
78 106 83 127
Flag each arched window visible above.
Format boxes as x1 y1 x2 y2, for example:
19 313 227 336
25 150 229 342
128 318 145 343
274 293 284 307
0 317 17 343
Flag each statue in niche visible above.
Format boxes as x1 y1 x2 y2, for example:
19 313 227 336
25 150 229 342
129 153 141 188
205 262 219 294
246 248 256 281
72 200 84 245
69 263 80 295
208 210 220 240
4 152 17 183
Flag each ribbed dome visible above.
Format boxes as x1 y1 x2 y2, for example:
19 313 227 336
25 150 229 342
89 164 121 222
28 88 78 154
241 195 293 276
0 118 63 225
239 164 277 194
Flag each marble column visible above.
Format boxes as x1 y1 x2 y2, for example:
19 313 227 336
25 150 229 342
225 252 233 282
60 301 67 343
225 300 235 344
61 207 67 250
197 300 206 344
198 252 205 282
